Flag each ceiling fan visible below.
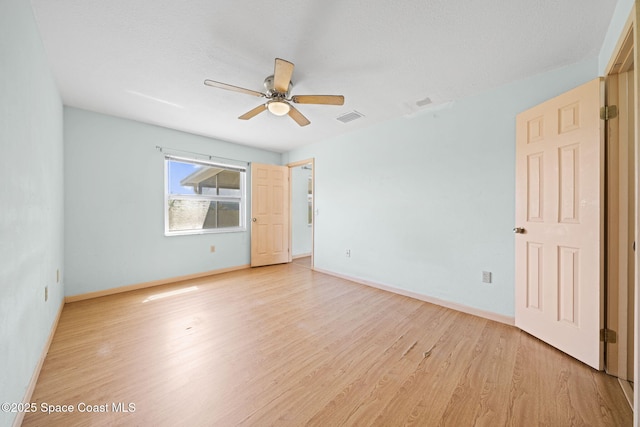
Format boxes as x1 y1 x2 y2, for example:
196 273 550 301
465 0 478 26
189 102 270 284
204 58 344 127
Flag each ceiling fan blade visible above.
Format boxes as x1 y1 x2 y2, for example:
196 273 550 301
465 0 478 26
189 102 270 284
273 58 294 93
238 104 267 120
204 80 265 98
291 95 345 105
288 105 310 127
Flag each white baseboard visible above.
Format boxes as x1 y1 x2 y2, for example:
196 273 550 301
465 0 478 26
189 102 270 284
65 264 251 303
313 267 515 326
13 301 64 427
618 378 634 409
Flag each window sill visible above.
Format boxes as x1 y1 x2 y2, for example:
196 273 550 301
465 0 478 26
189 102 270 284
165 227 247 237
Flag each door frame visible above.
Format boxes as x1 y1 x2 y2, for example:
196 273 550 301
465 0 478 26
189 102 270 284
603 3 639 412
287 158 315 269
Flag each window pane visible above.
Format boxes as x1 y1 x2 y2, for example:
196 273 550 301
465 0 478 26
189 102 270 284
217 201 240 228
168 199 210 231
168 199 241 231
168 160 241 196
167 161 200 195
217 170 241 191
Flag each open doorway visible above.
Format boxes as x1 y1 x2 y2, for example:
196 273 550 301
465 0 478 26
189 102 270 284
289 159 314 269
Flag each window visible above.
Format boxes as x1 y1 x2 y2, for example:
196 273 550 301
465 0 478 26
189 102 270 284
164 156 246 235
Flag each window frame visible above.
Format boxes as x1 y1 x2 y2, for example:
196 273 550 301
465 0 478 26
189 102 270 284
164 155 247 236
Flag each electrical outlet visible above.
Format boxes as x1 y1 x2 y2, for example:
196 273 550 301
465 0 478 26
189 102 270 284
482 271 492 283
44 286 48 302
345 249 351 258
210 245 216 253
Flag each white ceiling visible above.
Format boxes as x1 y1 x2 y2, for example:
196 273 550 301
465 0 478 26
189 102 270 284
30 0 617 153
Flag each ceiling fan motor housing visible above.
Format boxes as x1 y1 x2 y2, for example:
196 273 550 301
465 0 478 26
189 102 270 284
264 75 292 98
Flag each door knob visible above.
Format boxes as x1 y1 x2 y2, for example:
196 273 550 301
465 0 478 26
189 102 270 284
252 218 257 222
513 227 525 234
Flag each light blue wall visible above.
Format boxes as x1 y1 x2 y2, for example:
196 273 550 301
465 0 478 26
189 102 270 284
0 0 64 426
64 108 281 297
286 58 598 318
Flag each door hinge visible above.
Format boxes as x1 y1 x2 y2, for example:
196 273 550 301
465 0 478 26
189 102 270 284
600 328 617 343
600 105 618 120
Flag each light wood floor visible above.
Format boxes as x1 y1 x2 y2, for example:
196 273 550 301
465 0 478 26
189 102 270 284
292 256 312 269
23 263 632 426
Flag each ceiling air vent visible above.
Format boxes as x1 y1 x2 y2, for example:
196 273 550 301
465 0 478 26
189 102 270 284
416 96 432 107
336 110 364 123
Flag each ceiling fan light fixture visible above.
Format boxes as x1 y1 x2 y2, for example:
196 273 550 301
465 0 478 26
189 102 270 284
267 100 290 116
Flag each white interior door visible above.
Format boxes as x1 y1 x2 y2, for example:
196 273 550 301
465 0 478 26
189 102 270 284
514 78 604 370
251 163 290 267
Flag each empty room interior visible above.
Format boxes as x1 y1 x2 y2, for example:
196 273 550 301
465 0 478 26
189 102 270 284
4 0 640 425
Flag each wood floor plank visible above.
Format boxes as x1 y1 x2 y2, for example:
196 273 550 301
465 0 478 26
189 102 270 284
250 299 447 426
363 312 490 426
21 263 632 426
436 321 518 427
305 305 454 426
215 285 404 424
